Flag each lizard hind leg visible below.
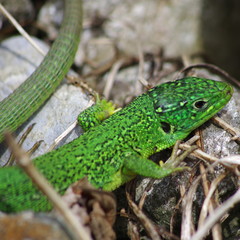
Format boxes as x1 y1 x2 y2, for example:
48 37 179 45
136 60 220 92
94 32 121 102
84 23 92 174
78 98 118 132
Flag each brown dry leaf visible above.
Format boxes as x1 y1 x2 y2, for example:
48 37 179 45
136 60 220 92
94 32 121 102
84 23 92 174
62 178 117 240
0 212 72 240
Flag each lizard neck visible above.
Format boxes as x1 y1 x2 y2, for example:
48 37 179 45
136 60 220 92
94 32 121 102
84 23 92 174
111 94 180 158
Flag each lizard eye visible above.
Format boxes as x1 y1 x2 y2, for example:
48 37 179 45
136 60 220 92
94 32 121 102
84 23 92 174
193 100 207 109
160 122 171 133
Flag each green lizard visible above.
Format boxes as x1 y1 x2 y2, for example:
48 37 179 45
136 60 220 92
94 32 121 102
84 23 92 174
0 77 233 212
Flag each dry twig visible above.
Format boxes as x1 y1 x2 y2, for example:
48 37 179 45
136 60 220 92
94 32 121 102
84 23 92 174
191 186 240 240
181 173 200 240
198 173 227 228
126 192 161 240
178 63 240 88
103 59 125 99
0 3 45 55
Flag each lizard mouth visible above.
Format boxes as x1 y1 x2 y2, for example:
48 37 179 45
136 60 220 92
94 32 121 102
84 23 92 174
222 83 233 101
226 88 233 97
182 82 233 133
211 81 233 105
218 81 233 96
199 82 233 122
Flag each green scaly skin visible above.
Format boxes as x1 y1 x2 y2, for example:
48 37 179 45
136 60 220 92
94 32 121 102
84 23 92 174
0 77 233 212
0 0 82 143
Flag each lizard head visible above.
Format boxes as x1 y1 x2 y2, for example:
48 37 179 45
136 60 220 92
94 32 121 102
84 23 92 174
148 77 233 138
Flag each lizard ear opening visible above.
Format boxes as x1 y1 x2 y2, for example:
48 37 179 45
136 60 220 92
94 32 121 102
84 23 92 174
160 122 171 133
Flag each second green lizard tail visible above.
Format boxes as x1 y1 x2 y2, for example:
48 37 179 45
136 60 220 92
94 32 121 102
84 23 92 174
0 0 82 143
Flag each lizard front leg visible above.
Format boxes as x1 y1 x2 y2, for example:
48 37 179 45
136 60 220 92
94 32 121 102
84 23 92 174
102 151 185 191
78 98 117 131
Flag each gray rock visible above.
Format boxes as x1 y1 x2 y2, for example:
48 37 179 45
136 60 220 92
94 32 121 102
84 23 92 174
104 0 203 57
